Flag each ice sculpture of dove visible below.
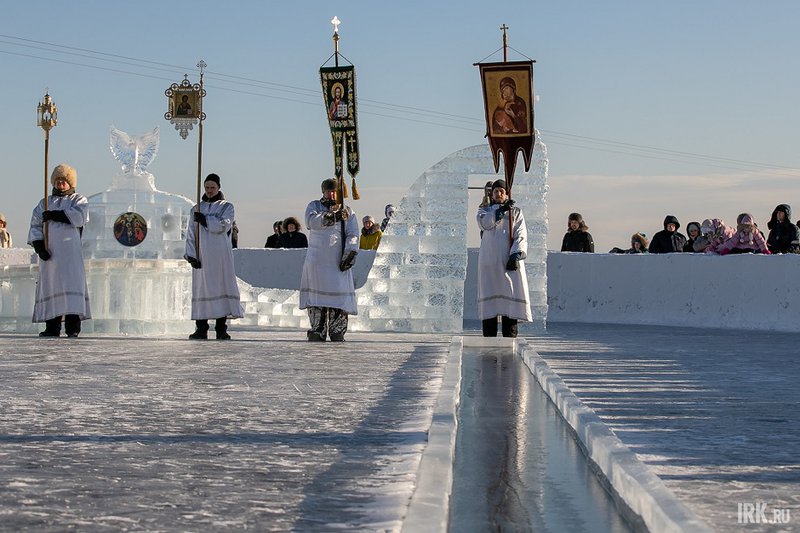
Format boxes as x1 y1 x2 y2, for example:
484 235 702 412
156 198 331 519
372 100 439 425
109 126 160 174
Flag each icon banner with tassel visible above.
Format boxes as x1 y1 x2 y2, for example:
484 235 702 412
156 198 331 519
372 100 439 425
321 65 360 199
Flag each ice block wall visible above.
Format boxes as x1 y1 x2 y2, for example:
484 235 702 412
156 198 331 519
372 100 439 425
350 137 549 333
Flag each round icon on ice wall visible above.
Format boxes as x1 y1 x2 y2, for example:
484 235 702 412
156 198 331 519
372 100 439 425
113 212 148 247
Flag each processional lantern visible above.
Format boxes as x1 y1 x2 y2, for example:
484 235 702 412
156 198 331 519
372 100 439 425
37 91 58 132
36 90 58 249
164 60 207 258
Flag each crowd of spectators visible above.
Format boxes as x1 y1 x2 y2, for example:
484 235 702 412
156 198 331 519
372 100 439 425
563 204 800 256
264 217 308 249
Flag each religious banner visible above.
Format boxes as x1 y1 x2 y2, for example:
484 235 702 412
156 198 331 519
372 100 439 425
478 60 535 191
320 65 360 197
164 72 206 140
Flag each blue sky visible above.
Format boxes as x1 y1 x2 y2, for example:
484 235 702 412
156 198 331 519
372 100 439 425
3 1 799 250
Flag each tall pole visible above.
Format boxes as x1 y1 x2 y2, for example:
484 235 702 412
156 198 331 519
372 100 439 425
501 24 508 63
331 16 347 254
37 90 57 250
43 130 50 248
500 24 514 245
195 60 207 259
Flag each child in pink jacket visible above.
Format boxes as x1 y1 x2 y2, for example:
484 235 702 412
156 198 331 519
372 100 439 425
695 218 736 254
717 213 770 255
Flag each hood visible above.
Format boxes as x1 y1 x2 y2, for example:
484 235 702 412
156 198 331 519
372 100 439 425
663 215 680 231
768 204 792 230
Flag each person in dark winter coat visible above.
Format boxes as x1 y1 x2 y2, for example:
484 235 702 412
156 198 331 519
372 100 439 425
610 232 649 254
560 213 594 252
230 221 239 249
380 204 396 232
683 221 702 252
766 204 800 254
264 220 282 248
278 216 308 248
648 215 687 253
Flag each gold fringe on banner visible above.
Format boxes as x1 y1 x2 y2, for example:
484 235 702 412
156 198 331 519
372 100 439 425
351 177 360 200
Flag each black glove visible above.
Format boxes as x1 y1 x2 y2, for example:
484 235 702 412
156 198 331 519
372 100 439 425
32 240 51 261
186 256 202 269
323 209 348 225
339 250 357 271
506 252 523 271
193 212 208 228
500 199 515 213
43 210 70 224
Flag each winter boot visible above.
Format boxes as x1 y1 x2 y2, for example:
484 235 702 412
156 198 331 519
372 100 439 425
64 314 81 338
501 316 518 338
307 331 326 342
39 317 62 337
215 317 231 340
482 317 498 337
189 319 209 340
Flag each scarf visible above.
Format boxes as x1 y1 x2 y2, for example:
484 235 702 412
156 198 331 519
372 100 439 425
52 186 76 197
202 191 225 202
362 225 378 237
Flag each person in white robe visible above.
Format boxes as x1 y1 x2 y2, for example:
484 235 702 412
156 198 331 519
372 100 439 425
476 179 532 337
299 178 359 342
27 164 91 337
184 173 243 340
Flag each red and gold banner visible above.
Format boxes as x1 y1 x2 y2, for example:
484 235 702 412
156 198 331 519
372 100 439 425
478 61 535 191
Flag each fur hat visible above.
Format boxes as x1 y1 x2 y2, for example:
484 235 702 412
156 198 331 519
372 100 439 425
631 232 649 249
204 173 221 186
321 178 337 192
491 179 507 192
282 216 302 231
50 164 77 188
362 215 375 225
567 212 588 231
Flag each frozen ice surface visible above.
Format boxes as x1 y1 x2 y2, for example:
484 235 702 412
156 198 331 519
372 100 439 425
0 330 451 531
530 323 800 532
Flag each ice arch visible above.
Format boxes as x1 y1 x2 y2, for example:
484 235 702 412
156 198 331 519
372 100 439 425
351 139 548 333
